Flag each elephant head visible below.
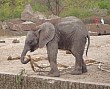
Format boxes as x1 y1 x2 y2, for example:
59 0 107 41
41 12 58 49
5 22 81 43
21 22 55 64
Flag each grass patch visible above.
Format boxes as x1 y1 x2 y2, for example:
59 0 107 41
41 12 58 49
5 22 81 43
60 7 92 19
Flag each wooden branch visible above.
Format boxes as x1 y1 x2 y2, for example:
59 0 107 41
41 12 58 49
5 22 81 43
7 56 20 60
27 55 50 72
98 63 110 73
47 0 56 15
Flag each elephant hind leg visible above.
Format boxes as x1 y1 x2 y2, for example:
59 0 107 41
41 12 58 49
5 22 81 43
70 55 84 75
82 60 87 73
70 39 87 75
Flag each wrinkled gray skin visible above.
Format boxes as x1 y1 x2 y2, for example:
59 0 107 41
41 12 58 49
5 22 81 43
21 16 90 77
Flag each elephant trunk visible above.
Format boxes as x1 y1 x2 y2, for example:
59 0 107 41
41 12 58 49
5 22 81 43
21 47 30 64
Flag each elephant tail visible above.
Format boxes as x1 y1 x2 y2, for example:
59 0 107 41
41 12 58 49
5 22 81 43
86 34 90 56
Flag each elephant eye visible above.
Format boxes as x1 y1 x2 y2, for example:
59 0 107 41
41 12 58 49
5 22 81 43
29 39 37 46
28 40 33 44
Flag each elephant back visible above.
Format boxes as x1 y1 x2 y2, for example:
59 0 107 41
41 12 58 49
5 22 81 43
56 16 87 35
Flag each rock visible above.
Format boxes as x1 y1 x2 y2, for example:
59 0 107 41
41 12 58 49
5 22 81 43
34 11 46 20
9 21 36 31
21 21 37 30
2 19 22 30
6 13 61 31
86 23 110 36
7 56 20 60
7 21 37 31
48 14 61 19
6 18 23 31
46 14 61 25
21 4 46 22
1 21 9 30
12 39 20 43
0 40 5 43
21 4 34 21
7 56 13 60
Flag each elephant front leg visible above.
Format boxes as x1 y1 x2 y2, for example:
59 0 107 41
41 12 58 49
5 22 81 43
46 40 60 77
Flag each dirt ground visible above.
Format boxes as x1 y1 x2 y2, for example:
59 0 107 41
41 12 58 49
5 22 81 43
0 35 110 84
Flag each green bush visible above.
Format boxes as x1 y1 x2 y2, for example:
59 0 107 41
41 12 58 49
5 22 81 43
60 8 92 19
0 7 23 21
0 5 12 21
32 3 48 12
0 0 30 20
98 0 109 9
0 0 110 20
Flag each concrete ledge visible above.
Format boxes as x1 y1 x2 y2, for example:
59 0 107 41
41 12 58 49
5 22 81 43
0 72 110 89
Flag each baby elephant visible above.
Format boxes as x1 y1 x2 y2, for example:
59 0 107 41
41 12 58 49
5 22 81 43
21 16 90 77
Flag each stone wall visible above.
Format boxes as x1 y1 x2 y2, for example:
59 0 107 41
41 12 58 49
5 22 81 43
0 73 110 89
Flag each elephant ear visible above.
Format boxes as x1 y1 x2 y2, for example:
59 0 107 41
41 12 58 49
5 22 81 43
38 22 55 48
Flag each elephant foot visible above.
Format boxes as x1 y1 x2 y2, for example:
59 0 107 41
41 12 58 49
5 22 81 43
82 66 87 73
48 71 60 77
48 70 54 75
71 66 87 75
66 50 71 54
71 69 82 75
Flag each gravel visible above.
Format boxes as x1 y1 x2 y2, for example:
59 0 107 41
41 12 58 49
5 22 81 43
0 35 110 84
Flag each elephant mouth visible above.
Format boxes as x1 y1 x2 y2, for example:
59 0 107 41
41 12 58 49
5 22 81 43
30 47 35 52
30 45 37 52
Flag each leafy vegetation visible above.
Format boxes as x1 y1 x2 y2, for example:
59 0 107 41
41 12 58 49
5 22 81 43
0 0 110 20
98 0 109 9
0 0 31 20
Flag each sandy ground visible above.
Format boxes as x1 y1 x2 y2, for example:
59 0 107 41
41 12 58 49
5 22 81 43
0 35 110 84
